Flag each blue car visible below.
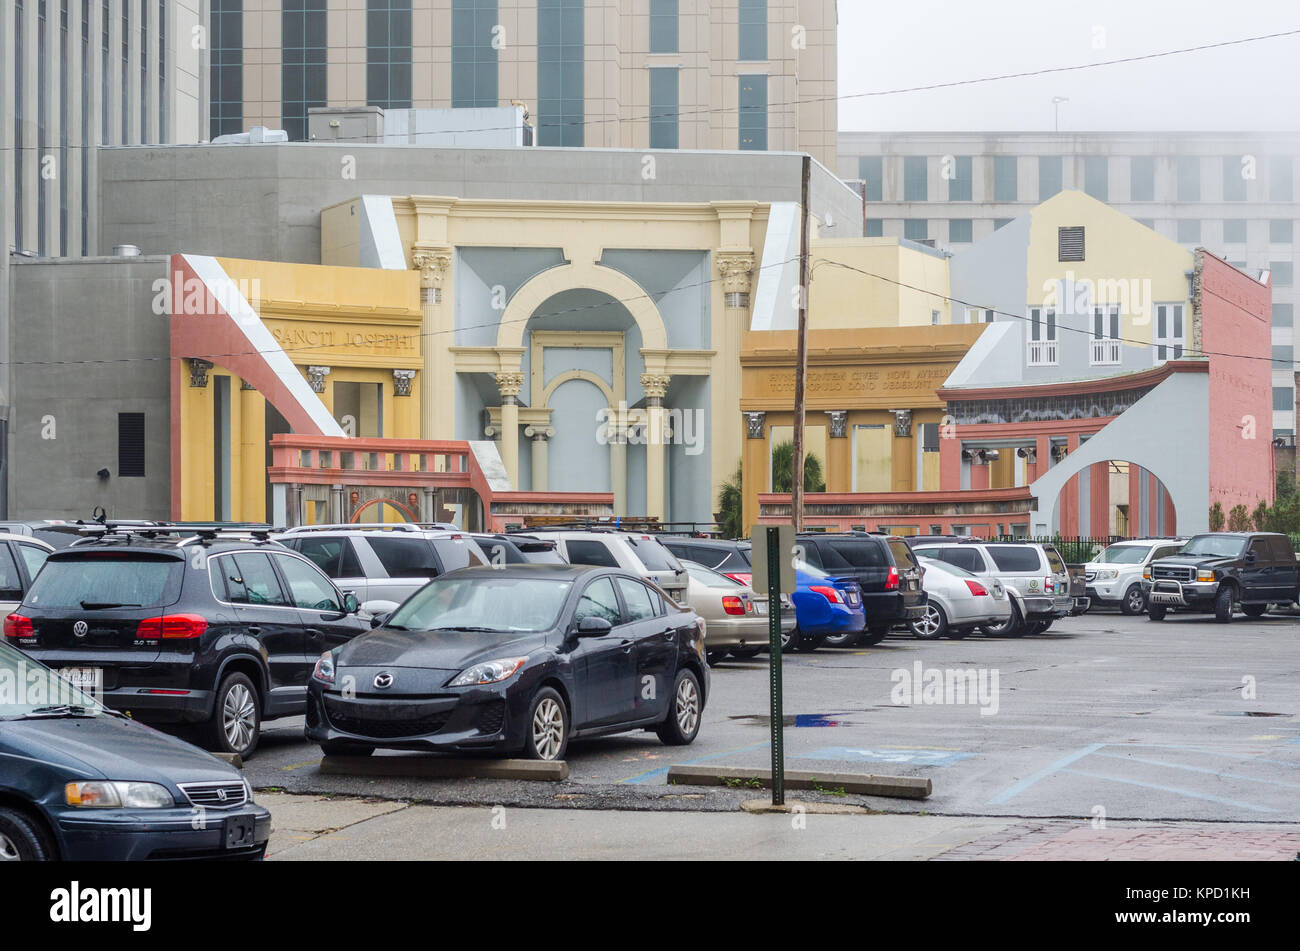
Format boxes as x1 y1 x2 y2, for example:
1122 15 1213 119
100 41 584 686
0 639 270 861
783 564 866 653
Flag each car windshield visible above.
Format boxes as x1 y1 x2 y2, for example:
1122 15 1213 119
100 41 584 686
626 536 680 572
24 553 184 609
386 575 573 633
1179 535 1247 558
795 560 831 580
683 560 744 588
1095 545 1150 564
919 557 974 579
0 641 102 718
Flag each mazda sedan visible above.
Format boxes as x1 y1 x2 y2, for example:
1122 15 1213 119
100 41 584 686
304 564 709 761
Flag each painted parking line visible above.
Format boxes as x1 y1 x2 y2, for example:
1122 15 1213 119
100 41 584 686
618 741 771 785
1092 751 1300 790
987 743 1105 805
1058 768 1278 814
798 747 973 767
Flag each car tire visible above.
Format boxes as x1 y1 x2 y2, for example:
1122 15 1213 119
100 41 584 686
319 741 375 758
202 672 261 759
522 687 569 761
945 627 970 640
0 807 55 861
1242 603 1268 618
910 602 948 640
1023 621 1048 636
730 647 762 659
982 601 1024 637
1147 603 1167 621
800 631 828 653
780 625 801 652
823 630 863 648
656 668 703 747
706 649 729 667
1214 586 1235 624
1119 583 1146 616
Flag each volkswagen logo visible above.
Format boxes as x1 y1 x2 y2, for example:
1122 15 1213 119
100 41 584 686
72 620 89 638
373 672 394 690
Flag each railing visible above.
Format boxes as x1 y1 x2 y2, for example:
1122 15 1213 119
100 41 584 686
1027 338 1058 366
1090 338 1121 366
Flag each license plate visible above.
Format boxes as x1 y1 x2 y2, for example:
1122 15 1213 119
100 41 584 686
224 814 257 850
847 592 859 605
57 667 101 691
754 601 768 615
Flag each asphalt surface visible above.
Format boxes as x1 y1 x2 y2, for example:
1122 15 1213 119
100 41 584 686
237 607 1300 821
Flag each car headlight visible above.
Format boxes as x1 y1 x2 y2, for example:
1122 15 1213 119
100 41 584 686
1097 569 1119 580
448 657 527 687
312 650 336 684
1197 569 1215 583
65 781 174 809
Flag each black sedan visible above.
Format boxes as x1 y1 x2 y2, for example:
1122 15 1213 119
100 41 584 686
0 639 270 860
305 564 709 760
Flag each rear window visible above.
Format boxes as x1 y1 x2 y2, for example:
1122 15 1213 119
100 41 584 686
26 553 184 609
715 549 752 572
429 536 487 571
368 536 441 578
818 539 886 570
888 539 918 569
565 539 621 568
986 546 1043 572
926 546 985 573
626 536 680 572
1044 547 1067 572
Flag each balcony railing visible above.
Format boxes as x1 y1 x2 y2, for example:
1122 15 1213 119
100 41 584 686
1027 338 1058 366
1090 338 1121 366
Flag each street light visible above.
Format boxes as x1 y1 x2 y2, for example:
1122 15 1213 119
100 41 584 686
1052 96 1069 133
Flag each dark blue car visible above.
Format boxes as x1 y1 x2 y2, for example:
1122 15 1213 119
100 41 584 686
782 564 866 652
0 639 270 861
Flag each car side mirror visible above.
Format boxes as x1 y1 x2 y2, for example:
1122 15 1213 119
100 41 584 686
1245 550 1257 564
343 592 360 614
575 616 612 637
369 612 390 629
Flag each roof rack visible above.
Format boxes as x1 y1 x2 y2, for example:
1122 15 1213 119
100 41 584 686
74 522 275 544
278 522 425 534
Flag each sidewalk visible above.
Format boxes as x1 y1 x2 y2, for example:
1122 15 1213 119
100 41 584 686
260 793 1300 861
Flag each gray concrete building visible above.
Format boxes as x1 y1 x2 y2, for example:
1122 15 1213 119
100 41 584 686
837 131 1300 437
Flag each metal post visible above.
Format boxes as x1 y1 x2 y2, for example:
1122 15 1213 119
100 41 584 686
791 154 811 533
767 525 785 805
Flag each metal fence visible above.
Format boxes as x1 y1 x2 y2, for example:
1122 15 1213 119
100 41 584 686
994 535 1126 564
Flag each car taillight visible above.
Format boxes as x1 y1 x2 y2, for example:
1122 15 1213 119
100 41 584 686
964 579 988 597
136 614 208 639
809 585 844 604
3 614 33 638
885 566 900 590
721 595 746 616
1044 576 1055 593
726 572 753 586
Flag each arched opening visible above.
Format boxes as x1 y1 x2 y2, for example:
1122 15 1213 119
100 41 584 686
1041 459 1178 539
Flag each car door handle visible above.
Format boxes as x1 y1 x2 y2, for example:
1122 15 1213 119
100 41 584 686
306 629 322 640
621 639 634 653
247 626 262 636
660 628 675 638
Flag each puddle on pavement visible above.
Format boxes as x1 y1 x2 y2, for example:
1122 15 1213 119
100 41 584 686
728 713 865 727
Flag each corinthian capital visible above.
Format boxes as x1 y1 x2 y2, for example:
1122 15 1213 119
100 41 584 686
640 373 671 402
494 371 525 400
716 251 756 309
411 245 453 303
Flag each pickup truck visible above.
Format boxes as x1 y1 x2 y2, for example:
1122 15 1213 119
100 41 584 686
1142 531 1300 623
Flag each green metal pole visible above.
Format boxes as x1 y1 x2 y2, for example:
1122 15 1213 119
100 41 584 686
767 526 785 806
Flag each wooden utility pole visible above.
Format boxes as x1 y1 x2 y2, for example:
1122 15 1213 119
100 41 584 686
791 155 812 532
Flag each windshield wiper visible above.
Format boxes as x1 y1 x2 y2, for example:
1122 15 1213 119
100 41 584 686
382 623 409 631
79 601 141 610
20 704 98 719
430 625 503 633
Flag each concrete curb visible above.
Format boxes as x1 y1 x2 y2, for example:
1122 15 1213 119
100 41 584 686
740 798 872 815
319 755 569 782
667 765 931 799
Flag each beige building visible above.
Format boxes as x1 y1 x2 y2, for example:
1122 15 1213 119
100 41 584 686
215 0 838 168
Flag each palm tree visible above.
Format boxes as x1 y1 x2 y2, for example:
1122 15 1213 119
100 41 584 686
717 464 743 540
771 440 825 494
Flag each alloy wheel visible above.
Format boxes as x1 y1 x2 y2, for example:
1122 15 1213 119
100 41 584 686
675 676 700 736
0 833 20 862
1125 586 1145 613
532 697 565 760
222 683 257 752
913 605 942 638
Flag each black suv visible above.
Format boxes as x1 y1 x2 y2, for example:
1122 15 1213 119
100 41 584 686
1143 532 1300 623
796 532 927 644
659 537 754 585
3 525 370 757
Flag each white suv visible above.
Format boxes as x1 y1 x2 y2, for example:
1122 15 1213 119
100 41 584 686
518 530 689 602
1085 538 1186 615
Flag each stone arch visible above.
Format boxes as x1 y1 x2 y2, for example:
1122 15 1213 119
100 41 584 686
350 497 420 523
495 262 668 352
542 369 616 407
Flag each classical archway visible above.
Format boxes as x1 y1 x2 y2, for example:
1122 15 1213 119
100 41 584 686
495 262 668 352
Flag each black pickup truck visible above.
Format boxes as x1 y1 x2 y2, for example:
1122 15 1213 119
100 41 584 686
1142 532 1300 623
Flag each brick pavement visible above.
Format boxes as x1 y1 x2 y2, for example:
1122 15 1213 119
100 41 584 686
932 820 1300 860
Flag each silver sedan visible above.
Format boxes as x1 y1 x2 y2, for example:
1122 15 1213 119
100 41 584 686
679 560 795 664
910 557 1011 640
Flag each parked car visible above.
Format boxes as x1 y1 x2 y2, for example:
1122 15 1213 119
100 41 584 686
521 529 689 603
4 525 372 758
912 540 1072 636
0 638 271 860
796 532 926 645
660 537 754 586
277 523 489 608
470 533 567 566
1143 532 1300 623
305 564 708 760
678 559 794 665
911 557 1011 639
1084 538 1186 614
0 533 54 621
786 563 867 652
0 518 166 549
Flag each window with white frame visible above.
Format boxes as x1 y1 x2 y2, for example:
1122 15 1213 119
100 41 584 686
1090 305 1121 365
1027 307 1058 365
1153 303 1185 362
963 307 995 324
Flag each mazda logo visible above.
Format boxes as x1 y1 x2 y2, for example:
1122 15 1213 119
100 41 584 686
72 620 88 638
373 672 394 690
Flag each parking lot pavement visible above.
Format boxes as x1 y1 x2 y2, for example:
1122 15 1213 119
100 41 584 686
242 609 1300 823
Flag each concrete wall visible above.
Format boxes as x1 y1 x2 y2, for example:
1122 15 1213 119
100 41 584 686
8 258 172 519
96 144 863 266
